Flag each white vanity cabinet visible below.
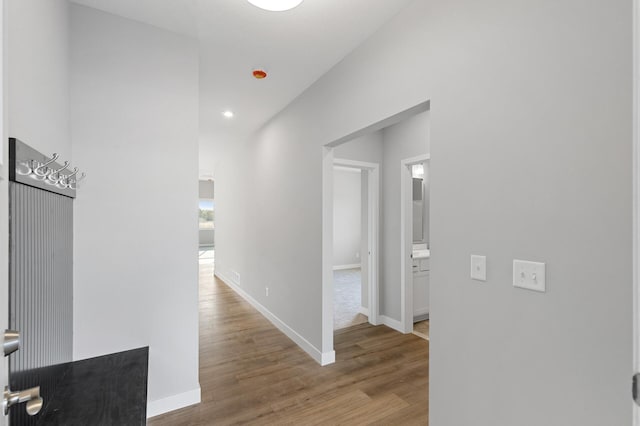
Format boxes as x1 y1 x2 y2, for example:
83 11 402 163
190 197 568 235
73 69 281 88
413 257 430 318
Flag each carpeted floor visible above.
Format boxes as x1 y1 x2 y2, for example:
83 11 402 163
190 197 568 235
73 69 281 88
334 268 368 330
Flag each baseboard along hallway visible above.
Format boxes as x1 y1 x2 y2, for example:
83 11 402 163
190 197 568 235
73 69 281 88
148 262 429 424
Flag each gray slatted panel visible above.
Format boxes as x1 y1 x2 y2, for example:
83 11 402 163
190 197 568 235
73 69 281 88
9 182 73 373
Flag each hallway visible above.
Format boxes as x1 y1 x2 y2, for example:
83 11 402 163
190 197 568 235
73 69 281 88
148 263 429 425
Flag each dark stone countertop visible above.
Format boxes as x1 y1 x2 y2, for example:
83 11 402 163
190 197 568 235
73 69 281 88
10 347 148 426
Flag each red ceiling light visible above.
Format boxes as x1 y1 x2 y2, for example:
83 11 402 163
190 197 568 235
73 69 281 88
252 69 267 79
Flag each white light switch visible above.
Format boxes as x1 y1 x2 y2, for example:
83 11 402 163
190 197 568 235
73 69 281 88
513 259 546 292
470 255 486 281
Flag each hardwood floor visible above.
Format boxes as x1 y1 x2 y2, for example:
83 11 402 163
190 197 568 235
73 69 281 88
148 261 429 425
413 320 430 341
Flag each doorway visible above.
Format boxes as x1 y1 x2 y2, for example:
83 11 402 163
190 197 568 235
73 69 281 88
321 100 430 362
199 180 215 268
333 159 380 331
400 155 431 336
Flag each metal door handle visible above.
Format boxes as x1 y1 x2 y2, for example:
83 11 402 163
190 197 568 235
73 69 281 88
3 386 42 416
3 330 20 357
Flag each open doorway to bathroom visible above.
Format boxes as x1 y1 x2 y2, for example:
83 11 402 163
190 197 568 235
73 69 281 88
199 180 215 268
401 157 430 341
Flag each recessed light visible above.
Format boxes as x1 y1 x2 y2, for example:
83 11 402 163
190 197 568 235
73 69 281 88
247 0 303 12
222 110 234 118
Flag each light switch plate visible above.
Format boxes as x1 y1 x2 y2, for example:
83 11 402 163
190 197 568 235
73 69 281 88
470 255 486 281
513 259 546 292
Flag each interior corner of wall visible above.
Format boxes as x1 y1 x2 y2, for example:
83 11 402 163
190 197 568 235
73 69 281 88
146 386 201 419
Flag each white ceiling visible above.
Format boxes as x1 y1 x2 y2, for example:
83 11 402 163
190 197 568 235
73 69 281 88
69 0 413 163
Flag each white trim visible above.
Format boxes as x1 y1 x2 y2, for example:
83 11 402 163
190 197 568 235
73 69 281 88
215 271 334 366
368 165 380 326
358 306 369 316
379 315 404 333
215 269 238 288
633 0 639 423
323 154 381 359
147 387 201 418
412 330 429 341
400 154 430 334
334 158 379 170
414 309 429 317
333 158 380 328
322 147 335 359
333 263 361 271
333 165 361 173
326 101 430 148
321 351 336 365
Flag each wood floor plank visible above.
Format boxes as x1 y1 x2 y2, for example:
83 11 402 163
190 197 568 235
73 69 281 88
148 261 429 425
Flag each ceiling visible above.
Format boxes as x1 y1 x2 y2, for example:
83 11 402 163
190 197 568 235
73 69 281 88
69 0 414 171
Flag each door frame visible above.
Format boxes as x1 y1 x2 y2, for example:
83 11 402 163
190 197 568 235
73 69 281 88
321 100 430 365
400 154 430 333
321 149 381 365
333 158 381 327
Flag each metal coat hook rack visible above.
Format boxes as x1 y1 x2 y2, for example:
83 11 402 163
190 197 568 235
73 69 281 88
9 138 84 198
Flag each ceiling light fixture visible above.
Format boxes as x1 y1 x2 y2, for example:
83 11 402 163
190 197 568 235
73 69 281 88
247 0 303 12
222 110 234 118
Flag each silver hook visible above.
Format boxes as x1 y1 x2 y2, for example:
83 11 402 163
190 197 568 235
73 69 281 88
57 167 78 189
47 161 70 184
66 167 79 180
16 161 32 176
33 153 59 177
57 175 68 189
69 172 85 190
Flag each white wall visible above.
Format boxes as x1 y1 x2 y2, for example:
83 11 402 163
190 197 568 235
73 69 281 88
2 6 70 424
333 168 361 267
7 0 70 160
0 4 9 426
70 5 200 416
215 0 632 424
334 132 384 164
379 111 429 319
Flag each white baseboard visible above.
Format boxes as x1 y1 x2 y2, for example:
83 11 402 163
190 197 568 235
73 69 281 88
147 387 201 418
359 306 369 316
333 263 361 271
321 350 336 365
414 312 429 322
215 269 238 288
380 315 405 333
215 272 335 366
